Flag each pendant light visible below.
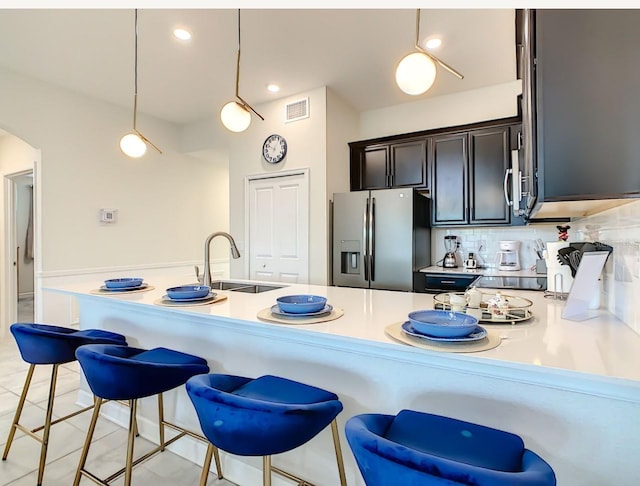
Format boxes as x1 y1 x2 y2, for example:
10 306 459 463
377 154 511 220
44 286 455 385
395 9 464 96
120 9 161 158
220 9 263 133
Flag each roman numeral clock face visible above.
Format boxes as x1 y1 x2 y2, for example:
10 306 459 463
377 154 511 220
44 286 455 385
262 134 287 164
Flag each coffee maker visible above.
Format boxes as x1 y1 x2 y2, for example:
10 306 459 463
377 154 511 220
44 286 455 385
443 235 458 268
497 240 521 271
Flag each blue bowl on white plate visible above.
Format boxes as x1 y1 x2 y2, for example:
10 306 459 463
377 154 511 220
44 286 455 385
407 310 478 338
276 295 327 314
104 278 143 289
166 285 211 300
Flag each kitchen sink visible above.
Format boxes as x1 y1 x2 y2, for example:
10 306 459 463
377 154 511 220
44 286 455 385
208 280 284 293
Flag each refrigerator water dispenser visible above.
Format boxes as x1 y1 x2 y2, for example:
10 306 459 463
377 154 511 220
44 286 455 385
339 240 360 275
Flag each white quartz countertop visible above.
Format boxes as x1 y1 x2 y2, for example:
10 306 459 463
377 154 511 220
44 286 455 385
45 276 640 388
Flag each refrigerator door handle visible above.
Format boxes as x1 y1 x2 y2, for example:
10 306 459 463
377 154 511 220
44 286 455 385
363 198 370 282
370 197 376 281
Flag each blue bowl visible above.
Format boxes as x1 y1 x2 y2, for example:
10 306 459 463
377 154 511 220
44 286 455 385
276 295 327 314
407 310 479 338
104 278 144 289
166 285 211 300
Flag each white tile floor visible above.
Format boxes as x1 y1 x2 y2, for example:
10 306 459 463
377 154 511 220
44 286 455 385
0 321 236 486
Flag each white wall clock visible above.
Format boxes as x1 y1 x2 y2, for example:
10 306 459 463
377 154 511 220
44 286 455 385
262 134 287 164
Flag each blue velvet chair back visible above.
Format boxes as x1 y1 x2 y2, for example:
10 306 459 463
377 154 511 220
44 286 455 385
76 344 209 400
10 323 126 365
345 411 556 486
186 374 343 456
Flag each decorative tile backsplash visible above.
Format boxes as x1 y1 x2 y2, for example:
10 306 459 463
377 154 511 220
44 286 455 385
571 200 640 335
432 199 640 335
432 224 560 271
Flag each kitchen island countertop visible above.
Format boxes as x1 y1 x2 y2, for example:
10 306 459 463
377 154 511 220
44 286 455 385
46 276 640 388
44 276 640 485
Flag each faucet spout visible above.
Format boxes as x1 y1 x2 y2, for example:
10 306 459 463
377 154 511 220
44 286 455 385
203 232 241 287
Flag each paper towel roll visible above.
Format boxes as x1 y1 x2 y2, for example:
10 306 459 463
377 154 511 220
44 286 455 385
545 241 574 293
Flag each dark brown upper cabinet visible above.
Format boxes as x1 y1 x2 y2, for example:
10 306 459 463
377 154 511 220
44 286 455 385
349 117 522 227
350 138 428 191
431 127 511 226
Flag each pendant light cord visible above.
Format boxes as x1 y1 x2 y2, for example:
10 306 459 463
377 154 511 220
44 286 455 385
131 8 161 154
233 9 264 121
412 8 464 80
235 9 241 98
133 8 139 131
415 8 421 48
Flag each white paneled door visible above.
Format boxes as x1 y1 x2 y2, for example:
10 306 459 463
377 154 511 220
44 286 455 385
247 171 309 284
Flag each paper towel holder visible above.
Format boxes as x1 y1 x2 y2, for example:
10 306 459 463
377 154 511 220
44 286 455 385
561 251 609 321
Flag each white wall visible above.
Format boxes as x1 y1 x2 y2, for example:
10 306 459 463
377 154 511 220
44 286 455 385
326 88 359 282
0 67 228 272
228 86 330 284
359 80 522 140
0 67 227 333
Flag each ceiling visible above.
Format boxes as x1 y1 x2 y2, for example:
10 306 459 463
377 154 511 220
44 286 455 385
0 9 517 126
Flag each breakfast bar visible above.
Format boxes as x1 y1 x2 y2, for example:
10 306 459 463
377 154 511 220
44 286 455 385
46 277 640 486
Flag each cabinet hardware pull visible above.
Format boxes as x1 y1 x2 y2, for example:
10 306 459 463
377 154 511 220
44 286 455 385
503 168 513 207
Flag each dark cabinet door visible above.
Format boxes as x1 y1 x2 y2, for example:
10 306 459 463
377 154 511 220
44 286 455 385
390 139 428 188
468 127 510 224
361 145 389 190
536 10 640 200
431 134 467 225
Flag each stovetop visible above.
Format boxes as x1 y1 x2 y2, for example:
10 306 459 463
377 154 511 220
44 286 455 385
476 275 547 291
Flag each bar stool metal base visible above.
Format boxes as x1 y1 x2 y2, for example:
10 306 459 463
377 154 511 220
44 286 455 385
198 420 345 486
74 395 222 486
2 364 97 486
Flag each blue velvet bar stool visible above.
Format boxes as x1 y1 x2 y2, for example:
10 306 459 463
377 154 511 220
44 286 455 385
74 344 219 486
345 410 556 486
2 323 127 486
186 373 347 486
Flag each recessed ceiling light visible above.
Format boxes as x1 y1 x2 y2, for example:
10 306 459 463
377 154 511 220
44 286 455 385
425 38 442 49
266 84 280 93
173 28 192 41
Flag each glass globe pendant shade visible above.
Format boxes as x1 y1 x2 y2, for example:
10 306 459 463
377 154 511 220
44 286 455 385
395 51 437 95
120 133 147 158
220 101 251 133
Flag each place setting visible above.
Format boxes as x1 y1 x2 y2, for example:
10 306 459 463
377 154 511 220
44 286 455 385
385 309 501 353
257 294 344 325
91 277 155 295
154 284 227 307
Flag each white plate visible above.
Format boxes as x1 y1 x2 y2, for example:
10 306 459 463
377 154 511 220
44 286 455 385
162 292 217 302
270 304 333 318
100 283 148 292
401 322 487 343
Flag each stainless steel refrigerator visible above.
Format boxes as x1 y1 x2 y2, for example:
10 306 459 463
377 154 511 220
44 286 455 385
332 188 430 291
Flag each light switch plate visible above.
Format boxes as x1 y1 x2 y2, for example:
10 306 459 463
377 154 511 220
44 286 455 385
100 208 118 223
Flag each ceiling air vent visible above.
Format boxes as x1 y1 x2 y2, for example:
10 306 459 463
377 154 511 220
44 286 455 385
285 97 309 123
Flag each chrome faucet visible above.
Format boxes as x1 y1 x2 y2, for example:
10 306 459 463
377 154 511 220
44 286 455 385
203 232 241 287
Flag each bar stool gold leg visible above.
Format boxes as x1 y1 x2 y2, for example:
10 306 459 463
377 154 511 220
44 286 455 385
36 364 59 485
2 364 35 461
74 398 103 486
158 393 165 451
124 399 137 486
330 419 347 486
263 455 272 486
199 443 214 486
212 445 222 480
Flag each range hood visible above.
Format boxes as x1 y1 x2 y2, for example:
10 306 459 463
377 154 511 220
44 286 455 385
529 198 635 220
